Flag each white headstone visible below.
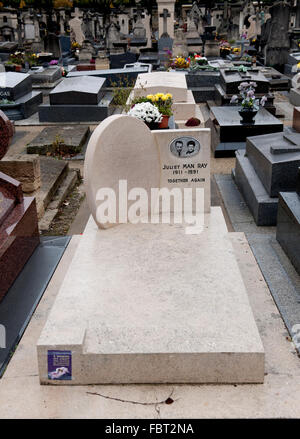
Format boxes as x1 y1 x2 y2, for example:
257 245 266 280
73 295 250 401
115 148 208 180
133 72 188 102
84 115 160 229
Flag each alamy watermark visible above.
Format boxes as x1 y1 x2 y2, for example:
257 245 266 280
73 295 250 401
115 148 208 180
96 180 205 234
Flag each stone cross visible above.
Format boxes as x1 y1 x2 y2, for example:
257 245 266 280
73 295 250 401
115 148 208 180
160 8 170 36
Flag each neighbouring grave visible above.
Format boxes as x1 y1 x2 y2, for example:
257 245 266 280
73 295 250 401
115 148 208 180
233 124 300 226
28 66 62 89
276 168 300 275
0 72 43 120
215 69 276 115
208 106 283 157
27 126 90 156
37 112 264 385
39 76 113 123
0 172 39 301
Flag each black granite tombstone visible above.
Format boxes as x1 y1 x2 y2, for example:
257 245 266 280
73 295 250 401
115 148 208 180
0 72 43 120
209 106 283 157
109 52 138 69
215 69 276 114
276 168 300 275
39 75 111 122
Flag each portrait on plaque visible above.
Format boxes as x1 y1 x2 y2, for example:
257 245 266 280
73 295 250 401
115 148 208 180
170 137 200 158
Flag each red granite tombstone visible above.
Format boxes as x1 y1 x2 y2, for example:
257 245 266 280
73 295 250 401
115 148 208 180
0 172 39 301
293 107 300 133
0 110 14 160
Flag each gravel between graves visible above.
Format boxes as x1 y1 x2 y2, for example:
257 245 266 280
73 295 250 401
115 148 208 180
40 180 85 236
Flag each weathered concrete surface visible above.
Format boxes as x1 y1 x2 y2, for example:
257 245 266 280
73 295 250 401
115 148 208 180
0 225 299 417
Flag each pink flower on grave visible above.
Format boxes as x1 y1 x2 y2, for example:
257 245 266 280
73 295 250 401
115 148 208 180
49 59 58 65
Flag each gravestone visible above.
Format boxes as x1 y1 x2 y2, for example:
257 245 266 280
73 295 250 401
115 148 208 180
28 66 62 88
0 110 14 159
0 72 43 120
215 69 275 115
109 52 138 69
264 1 290 68
37 108 265 385
39 76 112 123
276 168 300 275
0 172 39 301
172 28 188 57
209 106 283 157
234 130 300 226
157 35 173 63
69 14 85 46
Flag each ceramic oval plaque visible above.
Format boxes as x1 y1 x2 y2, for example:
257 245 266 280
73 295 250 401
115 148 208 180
169 136 200 158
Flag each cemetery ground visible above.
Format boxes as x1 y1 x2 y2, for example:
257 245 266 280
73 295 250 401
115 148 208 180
0 94 300 418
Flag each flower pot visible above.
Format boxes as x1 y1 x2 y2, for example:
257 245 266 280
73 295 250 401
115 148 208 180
145 121 159 130
15 65 22 72
158 115 169 129
238 109 258 124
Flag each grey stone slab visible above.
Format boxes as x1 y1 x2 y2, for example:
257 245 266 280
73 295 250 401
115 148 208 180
49 76 106 105
276 192 300 275
185 71 220 88
27 126 90 155
29 66 62 85
234 150 279 226
246 132 300 197
0 72 32 100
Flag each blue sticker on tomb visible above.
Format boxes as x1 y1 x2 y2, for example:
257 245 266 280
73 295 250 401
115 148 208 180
48 350 72 380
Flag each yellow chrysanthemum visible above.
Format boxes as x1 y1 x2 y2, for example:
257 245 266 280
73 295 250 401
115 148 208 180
147 94 155 100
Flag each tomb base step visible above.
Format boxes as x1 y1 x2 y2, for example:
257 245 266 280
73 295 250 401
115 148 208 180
37 207 264 385
0 91 43 120
233 150 278 226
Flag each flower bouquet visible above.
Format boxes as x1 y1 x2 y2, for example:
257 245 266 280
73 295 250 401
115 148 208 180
130 93 173 128
230 81 267 124
173 56 190 70
127 102 162 129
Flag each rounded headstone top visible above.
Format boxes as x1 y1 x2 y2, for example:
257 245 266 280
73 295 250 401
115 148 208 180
84 115 160 229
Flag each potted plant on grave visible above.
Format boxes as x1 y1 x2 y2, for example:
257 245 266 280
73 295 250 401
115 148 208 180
219 40 231 58
230 81 267 124
127 101 162 130
146 93 173 129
